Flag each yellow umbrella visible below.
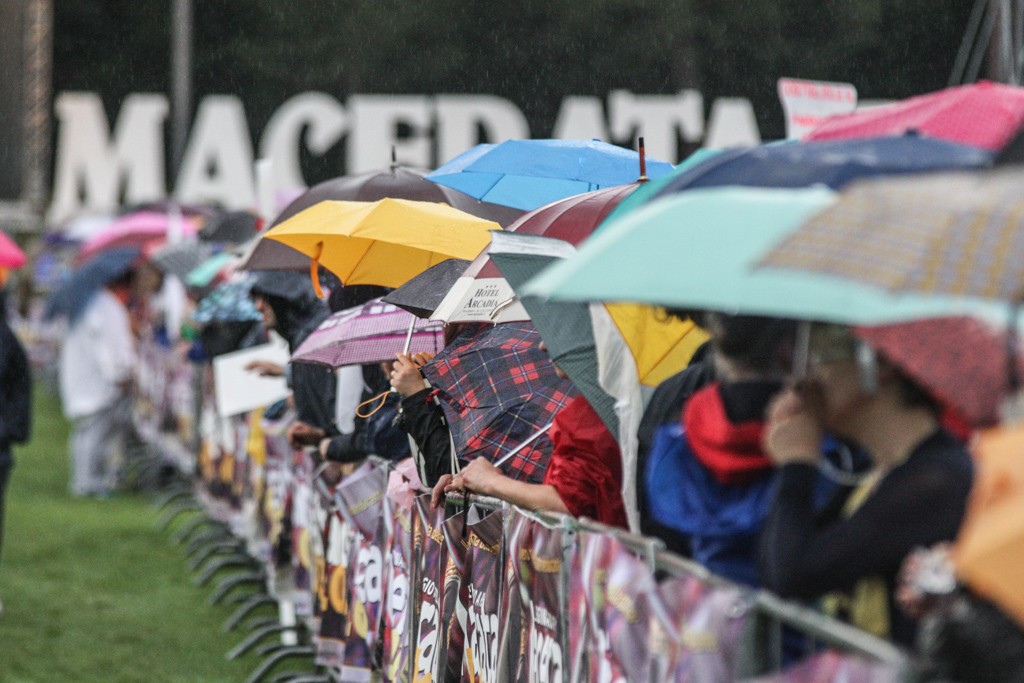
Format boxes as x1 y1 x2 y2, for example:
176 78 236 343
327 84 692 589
260 198 501 293
605 302 708 386
955 424 1024 626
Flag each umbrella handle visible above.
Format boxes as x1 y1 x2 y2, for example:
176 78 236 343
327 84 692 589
493 421 555 470
401 317 416 354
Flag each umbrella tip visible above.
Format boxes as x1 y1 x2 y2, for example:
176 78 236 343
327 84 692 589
391 145 398 169
637 136 649 182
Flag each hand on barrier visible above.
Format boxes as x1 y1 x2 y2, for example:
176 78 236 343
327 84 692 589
245 359 285 377
432 474 454 508
287 421 326 449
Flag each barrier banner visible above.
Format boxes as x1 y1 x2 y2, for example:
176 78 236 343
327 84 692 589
741 649 900 683
461 509 505 683
290 449 316 618
381 495 413 682
414 494 448 682
315 505 353 668
259 407 293 585
496 511 525 682
657 575 750 681
510 511 567 683
440 508 468 682
336 461 388 681
578 532 659 683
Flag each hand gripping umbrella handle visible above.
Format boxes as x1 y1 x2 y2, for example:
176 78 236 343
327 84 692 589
492 420 555 470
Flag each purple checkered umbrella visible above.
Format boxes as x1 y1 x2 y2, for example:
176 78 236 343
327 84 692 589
291 298 444 368
420 321 576 483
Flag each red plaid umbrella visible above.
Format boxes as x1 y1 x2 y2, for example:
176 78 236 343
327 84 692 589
805 81 1024 151
420 321 576 483
853 315 1024 428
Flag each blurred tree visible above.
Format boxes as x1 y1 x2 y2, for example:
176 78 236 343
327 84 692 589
53 0 975 179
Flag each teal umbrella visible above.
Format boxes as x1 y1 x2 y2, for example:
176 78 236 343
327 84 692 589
186 251 235 288
523 186 1007 326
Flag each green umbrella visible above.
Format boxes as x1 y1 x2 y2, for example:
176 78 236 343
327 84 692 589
487 232 618 439
524 186 1008 326
186 251 235 288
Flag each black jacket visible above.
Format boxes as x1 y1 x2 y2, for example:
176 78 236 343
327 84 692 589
0 294 32 460
397 388 453 487
250 271 337 436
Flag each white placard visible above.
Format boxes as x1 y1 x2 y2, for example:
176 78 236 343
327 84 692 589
212 335 291 417
778 77 858 140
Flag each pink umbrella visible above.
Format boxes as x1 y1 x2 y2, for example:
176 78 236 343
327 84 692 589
806 81 1024 151
291 298 444 368
75 211 201 265
0 230 26 268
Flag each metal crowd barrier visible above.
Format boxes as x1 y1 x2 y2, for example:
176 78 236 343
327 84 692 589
131 337 913 682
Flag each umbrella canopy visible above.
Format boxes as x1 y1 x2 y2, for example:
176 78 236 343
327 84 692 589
487 232 618 437
756 168 1024 302
0 230 26 268
805 81 1024 151
259 198 500 289
76 211 201 265
420 321 576 482
44 247 140 323
149 240 215 280
955 423 1024 627
380 258 470 318
240 164 522 272
199 210 262 244
186 251 237 289
425 139 673 211
291 298 444 368
852 316 1023 428
431 183 641 324
193 277 262 325
524 187 1005 326
648 135 992 198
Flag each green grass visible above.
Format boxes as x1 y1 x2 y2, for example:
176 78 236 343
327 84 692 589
0 387 254 682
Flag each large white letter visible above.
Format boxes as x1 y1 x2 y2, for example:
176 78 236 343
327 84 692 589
434 95 530 164
704 98 761 148
49 92 167 223
551 96 607 141
347 96 432 173
175 95 256 209
259 92 347 192
608 89 704 163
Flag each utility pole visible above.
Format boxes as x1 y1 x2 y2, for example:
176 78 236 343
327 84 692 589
170 0 193 177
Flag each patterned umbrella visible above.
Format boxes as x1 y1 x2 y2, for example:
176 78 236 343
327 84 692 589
291 298 444 368
852 316 1023 428
805 81 1024 151
757 168 1024 301
420 321 576 483
193 277 262 325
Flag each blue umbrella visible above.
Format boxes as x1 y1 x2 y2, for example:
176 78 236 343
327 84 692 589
425 139 674 211
650 135 992 198
44 247 140 323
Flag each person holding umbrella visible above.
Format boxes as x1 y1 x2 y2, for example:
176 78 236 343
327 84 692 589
760 322 974 645
0 265 31 616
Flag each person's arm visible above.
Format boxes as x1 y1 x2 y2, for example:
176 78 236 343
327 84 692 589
398 389 453 487
445 457 570 515
760 455 971 598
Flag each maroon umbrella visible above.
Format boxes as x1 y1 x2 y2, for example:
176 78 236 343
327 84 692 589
240 162 523 272
431 182 642 323
853 315 1024 428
